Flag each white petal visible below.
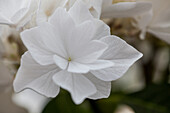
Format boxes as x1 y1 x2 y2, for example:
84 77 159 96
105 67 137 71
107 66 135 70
13 52 60 97
133 9 153 31
91 36 143 81
67 20 95 56
92 19 111 40
101 1 152 18
148 28 170 44
21 24 56 65
89 0 102 18
49 7 75 39
87 60 114 70
74 40 108 63
0 14 13 25
11 8 29 24
53 71 97 104
36 0 68 24
84 73 111 99
38 23 68 58
68 62 90 73
36 9 48 25
53 55 68 70
68 0 93 24
148 0 170 28
0 0 32 25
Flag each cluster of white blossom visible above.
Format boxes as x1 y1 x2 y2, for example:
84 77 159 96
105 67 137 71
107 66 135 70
0 0 169 105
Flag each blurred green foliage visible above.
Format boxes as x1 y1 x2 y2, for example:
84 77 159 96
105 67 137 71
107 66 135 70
42 90 94 113
42 84 170 113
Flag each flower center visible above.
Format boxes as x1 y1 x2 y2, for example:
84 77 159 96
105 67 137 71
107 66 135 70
112 0 136 4
68 57 72 62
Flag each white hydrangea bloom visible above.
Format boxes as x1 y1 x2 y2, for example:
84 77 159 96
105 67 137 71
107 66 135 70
0 0 38 30
36 0 151 23
102 0 152 18
36 0 102 24
13 1 142 104
36 0 68 25
64 0 103 18
133 0 170 44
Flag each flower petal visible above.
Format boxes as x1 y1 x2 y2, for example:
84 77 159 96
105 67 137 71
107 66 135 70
68 62 90 73
68 0 93 24
91 36 143 81
74 40 108 63
133 9 153 39
53 55 68 70
0 0 32 25
21 23 58 65
36 0 68 24
11 7 29 24
87 60 114 70
13 52 60 97
92 19 111 40
89 0 102 18
84 73 111 99
0 14 12 25
148 28 170 44
101 1 152 18
67 20 95 56
53 71 97 104
48 7 75 39
38 23 68 58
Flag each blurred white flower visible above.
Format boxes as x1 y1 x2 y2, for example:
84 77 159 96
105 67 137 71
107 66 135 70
36 0 68 25
133 0 170 44
0 40 27 113
65 0 103 18
13 89 49 113
0 90 28 113
65 0 152 19
0 0 38 30
114 104 135 113
36 0 102 23
13 1 142 104
101 0 152 18
34 0 152 25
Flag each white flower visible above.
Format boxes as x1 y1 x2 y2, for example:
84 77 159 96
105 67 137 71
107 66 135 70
64 0 103 18
133 0 170 44
0 90 27 113
36 0 68 25
0 0 38 30
36 0 102 22
65 0 152 19
36 0 151 24
13 1 142 104
13 89 49 113
101 0 152 18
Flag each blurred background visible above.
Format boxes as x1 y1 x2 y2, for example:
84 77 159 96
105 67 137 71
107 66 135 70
0 18 169 113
